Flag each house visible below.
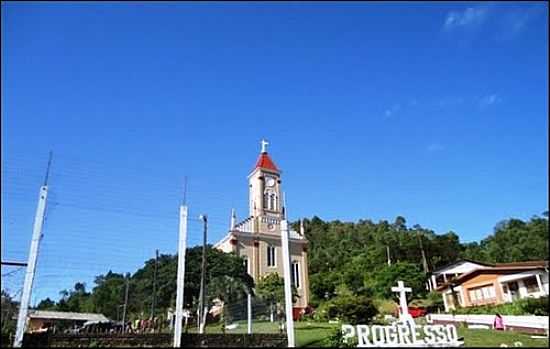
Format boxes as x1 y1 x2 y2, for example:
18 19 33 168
435 260 549 312
214 140 310 317
427 259 494 291
25 310 110 333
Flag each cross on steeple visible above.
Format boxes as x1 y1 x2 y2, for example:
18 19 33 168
261 139 269 153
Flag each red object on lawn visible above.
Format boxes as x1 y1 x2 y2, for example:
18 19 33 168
408 307 427 318
395 306 427 318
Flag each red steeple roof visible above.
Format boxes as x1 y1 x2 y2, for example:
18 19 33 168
254 152 279 172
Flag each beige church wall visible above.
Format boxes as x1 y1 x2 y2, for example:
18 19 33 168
220 232 310 309
252 236 308 308
236 236 254 276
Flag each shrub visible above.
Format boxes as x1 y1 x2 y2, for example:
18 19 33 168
410 291 444 312
453 296 548 316
372 298 398 316
520 296 548 316
327 327 358 348
316 287 377 325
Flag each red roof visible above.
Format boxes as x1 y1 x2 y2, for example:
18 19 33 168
254 152 279 172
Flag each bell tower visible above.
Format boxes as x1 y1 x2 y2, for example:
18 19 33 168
248 139 283 233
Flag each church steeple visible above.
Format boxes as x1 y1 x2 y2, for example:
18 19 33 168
248 139 283 221
253 139 279 173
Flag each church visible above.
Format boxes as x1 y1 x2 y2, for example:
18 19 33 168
214 140 310 316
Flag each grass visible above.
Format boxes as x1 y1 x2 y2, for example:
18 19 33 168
295 322 340 347
458 328 549 348
186 320 549 347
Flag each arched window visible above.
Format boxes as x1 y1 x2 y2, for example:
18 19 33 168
292 261 300 289
269 193 275 210
243 256 250 275
267 245 276 267
263 192 269 209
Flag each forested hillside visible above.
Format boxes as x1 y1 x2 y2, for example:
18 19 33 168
28 212 548 322
294 212 548 306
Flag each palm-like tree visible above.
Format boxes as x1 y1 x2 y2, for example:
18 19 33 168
208 275 251 325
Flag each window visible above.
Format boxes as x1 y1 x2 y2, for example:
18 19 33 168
468 285 496 304
524 277 540 294
267 245 276 267
292 262 300 289
481 287 495 299
469 289 477 302
263 193 269 210
263 190 278 211
269 194 275 211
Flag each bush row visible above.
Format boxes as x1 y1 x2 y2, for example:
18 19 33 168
452 296 548 316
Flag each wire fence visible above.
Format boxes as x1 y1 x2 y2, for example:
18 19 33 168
1 151 293 339
180 293 288 335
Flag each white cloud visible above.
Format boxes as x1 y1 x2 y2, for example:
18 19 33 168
479 93 502 108
444 6 489 31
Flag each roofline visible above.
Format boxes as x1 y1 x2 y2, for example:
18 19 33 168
247 166 281 179
213 232 233 249
27 310 109 321
232 230 308 244
435 265 548 291
430 259 495 275
494 260 549 268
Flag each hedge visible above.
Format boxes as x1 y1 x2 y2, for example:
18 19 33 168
452 296 548 316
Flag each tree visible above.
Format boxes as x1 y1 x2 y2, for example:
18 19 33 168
91 271 126 319
255 273 298 322
208 275 250 325
34 246 254 324
1 290 18 337
470 215 549 263
36 298 56 310
316 285 377 325
365 262 427 300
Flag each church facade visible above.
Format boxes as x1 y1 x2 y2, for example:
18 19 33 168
214 141 310 313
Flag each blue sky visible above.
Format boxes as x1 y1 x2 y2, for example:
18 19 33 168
1 2 548 302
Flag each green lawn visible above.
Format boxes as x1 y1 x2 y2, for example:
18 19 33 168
294 322 549 347
458 328 549 348
295 322 339 347
187 320 549 347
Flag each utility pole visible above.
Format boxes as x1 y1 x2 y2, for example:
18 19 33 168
173 205 189 347
247 292 252 334
280 193 295 347
183 176 188 205
122 274 130 332
151 249 159 323
416 232 429 273
198 214 208 334
13 152 52 348
386 245 391 266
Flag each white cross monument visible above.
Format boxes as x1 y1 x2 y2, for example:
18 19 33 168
391 280 416 328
